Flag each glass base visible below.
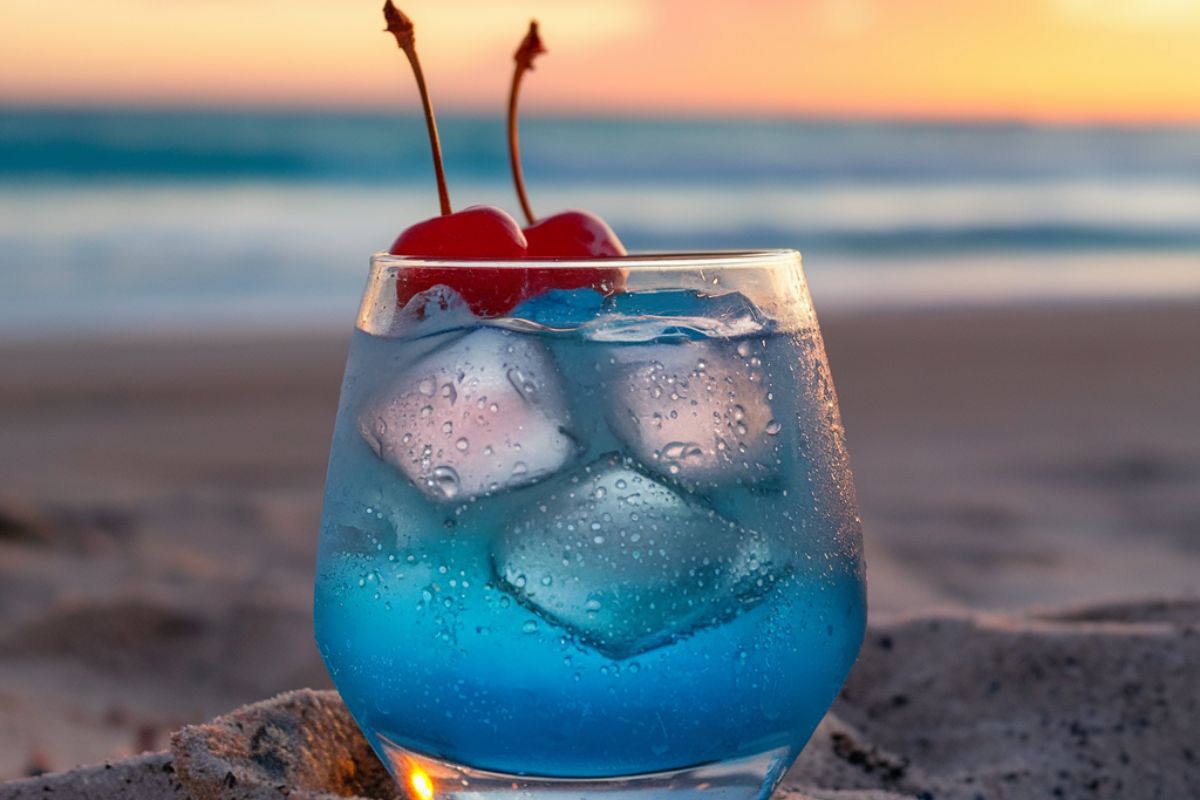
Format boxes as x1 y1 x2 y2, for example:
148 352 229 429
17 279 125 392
377 739 796 800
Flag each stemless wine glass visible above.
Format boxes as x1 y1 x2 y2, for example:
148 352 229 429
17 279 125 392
315 250 866 800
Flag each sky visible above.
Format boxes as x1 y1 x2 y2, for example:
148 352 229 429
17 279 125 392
2 0 1199 122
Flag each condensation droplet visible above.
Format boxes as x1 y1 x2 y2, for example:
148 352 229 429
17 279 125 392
430 466 461 499
661 441 704 465
507 368 538 403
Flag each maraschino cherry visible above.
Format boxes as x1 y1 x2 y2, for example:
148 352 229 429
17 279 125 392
508 21 628 260
383 2 530 314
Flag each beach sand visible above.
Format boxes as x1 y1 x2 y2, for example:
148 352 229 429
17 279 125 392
1 302 1198 781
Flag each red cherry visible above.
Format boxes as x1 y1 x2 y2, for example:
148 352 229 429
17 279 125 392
383 9 539 316
390 205 538 317
523 210 627 258
506 23 627 296
523 210 627 298
390 205 527 259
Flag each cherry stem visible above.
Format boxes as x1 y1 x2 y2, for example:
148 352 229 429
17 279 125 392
384 1 452 216
508 21 546 226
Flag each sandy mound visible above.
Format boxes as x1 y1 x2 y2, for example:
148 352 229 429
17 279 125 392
171 691 396 800
787 597 1200 799
0 754 182 800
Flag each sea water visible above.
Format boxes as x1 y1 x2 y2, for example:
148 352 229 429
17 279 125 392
5 108 1200 335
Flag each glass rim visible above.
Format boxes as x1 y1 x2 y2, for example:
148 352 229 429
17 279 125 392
370 249 800 271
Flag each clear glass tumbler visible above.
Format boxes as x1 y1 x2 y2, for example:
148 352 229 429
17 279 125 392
315 250 866 800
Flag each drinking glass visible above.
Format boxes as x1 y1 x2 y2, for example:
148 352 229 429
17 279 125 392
314 250 866 800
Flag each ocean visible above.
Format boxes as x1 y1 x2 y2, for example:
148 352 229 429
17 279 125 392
2 107 1198 334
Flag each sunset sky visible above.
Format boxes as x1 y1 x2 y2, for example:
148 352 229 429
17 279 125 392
3 0 1199 122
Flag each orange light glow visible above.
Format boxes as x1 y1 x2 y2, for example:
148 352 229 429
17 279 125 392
2 1 1198 122
409 767 435 800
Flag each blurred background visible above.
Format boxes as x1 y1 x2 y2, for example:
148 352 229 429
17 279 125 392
4 0 1200 328
1 0 1198 781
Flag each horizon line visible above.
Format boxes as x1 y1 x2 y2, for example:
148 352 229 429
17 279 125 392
3 100 1199 131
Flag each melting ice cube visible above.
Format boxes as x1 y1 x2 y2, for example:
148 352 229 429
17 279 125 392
361 284 478 339
493 454 783 659
604 338 781 486
584 289 773 343
359 328 578 502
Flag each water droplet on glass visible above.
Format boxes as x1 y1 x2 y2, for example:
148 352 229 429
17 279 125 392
430 466 461 499
661 441 704 466
506 368 538 403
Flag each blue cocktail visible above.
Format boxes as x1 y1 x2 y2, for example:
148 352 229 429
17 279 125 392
315 251 866 800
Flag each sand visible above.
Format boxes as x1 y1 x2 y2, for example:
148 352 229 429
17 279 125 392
1 301 1198 783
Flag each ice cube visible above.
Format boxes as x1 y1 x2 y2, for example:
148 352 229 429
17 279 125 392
584 289 773 343
359 328 578 502
360 283 477 339
492 454 783 659
604 338 781 486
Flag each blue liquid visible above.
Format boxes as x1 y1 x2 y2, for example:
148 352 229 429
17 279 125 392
315 309 866 779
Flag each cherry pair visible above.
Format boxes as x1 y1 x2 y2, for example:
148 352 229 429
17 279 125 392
383 4 624 315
